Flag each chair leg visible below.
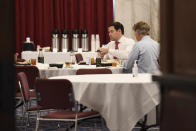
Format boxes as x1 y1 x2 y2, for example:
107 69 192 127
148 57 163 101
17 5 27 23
139 106 160 131
22 109 26 125
23 111 28 131
25 104 30 126
35 113 40 131
26 112 30 127
35 119 39 131
22 105 25 118
74 121 78 131
138 115 147 131
74 114 78 131
15 99 23 109
57 123 61 128
24 115 27 131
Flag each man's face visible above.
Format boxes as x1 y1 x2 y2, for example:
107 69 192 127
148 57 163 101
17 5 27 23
135 31 142 41
108 26 121 41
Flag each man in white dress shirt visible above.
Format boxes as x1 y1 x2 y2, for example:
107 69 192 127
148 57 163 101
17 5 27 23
123 21 160 73
99 22 135 60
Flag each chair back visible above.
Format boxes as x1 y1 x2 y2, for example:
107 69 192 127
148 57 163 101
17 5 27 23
76 68 112 75
17 72 31 102
35 79 74 110
75 53 83 63
15 65 39 90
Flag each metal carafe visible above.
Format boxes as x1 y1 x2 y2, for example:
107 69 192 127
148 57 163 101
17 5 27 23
72 29 80 52
81 29 89 52
52 29 59 52
61 29 69 52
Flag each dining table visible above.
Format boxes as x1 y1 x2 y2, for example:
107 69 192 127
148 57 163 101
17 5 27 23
36 64 123 78
22 51 97 64
50 73 160 131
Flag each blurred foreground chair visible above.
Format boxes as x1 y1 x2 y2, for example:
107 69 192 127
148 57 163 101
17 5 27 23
15 65 39 96
76 68 112 75
35 79 99 131
17 72 43 127
15 66 39 109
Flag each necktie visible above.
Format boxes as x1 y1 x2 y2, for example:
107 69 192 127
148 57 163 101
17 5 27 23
115 41 119 49
114 41 119 59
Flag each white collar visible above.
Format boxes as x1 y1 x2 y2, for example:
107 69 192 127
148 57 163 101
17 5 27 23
141 35 150 41
117 36 125 43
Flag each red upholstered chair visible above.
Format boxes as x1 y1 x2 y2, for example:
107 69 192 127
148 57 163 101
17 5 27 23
35 79 99 131
76 68 112 75
15 65 39 90
15 65 39 100
75 53 84 63
17 72 42 127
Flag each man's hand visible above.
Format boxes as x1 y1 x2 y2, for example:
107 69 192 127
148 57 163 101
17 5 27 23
100 53 105 59
99 48 109 54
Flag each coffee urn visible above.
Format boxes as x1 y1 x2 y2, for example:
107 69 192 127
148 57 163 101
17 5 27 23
72 29 80 52
52 29 59 52
81 29 89 52
61 29 69 52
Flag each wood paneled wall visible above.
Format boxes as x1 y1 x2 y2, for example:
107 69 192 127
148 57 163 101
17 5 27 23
160 0 196 75
159 0 196 131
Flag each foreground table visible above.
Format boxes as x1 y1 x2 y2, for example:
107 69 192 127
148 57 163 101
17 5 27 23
50 73 160 131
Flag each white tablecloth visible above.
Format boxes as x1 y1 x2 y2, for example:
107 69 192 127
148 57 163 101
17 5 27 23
37 64 123 78
22 51 97 64
50 73 160 131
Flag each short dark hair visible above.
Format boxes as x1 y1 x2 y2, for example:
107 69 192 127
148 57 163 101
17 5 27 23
132 21 150 35
108 22 124 35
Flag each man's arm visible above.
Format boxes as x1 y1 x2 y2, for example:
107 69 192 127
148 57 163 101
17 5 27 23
123 44 139 73
99 42 112 60
108 47 128 59
108 39 135 60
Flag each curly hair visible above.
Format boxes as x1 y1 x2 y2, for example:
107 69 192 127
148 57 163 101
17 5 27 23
133 21 150 35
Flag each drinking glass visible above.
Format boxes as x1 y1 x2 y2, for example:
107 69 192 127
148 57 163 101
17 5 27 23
91 57 95 65
31 59 36 65
112 59 117 67
65 61 71 68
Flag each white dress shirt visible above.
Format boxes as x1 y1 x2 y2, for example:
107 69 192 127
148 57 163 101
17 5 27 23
123 36 160 73
103 36 135 60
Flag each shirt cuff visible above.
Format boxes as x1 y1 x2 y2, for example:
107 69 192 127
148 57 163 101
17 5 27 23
108 49 116 56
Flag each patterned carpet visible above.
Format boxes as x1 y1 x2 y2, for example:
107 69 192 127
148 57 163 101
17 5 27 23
15 101 160 131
